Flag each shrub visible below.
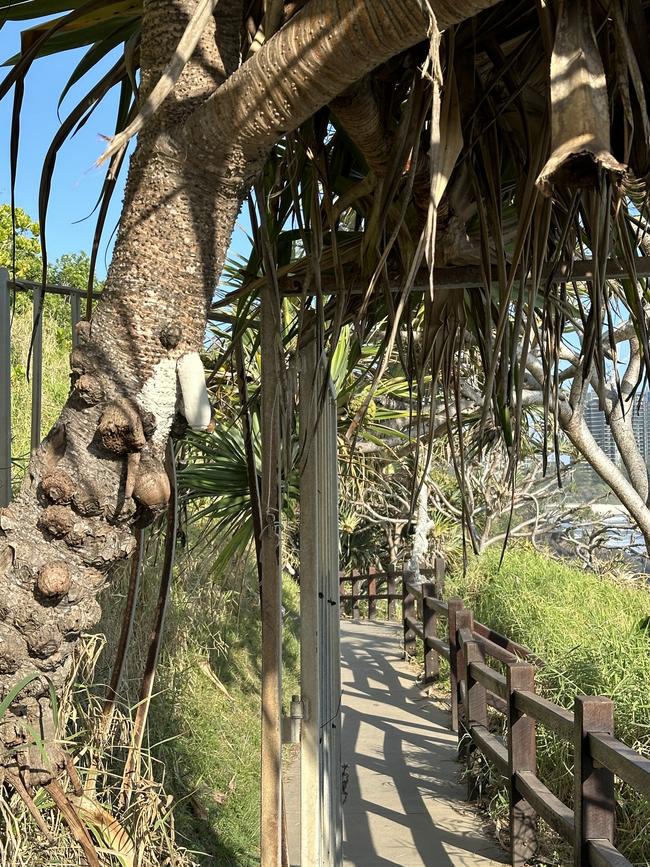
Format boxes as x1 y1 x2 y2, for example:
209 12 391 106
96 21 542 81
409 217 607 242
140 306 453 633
448 544 650 863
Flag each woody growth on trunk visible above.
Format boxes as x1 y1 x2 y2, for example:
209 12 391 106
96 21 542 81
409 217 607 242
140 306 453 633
0 0 502 792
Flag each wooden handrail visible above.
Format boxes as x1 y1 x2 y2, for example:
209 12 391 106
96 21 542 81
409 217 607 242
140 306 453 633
423 595 448 615
514 690 574 741
471 724 508 776
338 563 645 867
472 621 535 663
468 661 507 700
588 838 635 867
589 732 650 798
404 614 424 641
515 771 575 843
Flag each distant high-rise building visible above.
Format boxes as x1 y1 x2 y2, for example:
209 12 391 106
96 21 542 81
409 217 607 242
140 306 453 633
583 392 650 463
583 398 617 461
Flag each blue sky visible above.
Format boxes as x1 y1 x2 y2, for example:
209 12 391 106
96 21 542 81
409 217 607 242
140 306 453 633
0 17 250 278
0 20 129 274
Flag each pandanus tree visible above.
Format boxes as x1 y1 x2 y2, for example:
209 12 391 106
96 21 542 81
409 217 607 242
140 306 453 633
4 0 650 858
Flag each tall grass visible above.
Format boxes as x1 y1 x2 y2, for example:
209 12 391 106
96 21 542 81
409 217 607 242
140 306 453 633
95 532 301 866
448 544 650 864
10 293 71 476
6 290 301 864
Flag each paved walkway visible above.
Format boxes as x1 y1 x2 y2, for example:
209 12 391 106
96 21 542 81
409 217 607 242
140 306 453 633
341 620 507 867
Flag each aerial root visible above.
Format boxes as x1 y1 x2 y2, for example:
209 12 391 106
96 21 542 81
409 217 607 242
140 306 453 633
6 772 55 844
45 779 101 867
64 751 84 797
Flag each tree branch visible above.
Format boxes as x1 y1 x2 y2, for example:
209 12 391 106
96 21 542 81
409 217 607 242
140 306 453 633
178 0 504 168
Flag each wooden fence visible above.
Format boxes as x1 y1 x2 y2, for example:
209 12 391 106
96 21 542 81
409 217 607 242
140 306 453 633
340 565 650 867
339 558 445 622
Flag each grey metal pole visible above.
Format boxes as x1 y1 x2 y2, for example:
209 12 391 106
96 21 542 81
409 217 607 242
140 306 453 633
260 283 283 867
70 291 81 348
0 268 12 506
30 283 43 451
299 328 322 866
329 379 342 866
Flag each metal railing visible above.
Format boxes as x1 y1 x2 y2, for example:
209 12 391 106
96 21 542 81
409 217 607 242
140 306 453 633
0 268 88 506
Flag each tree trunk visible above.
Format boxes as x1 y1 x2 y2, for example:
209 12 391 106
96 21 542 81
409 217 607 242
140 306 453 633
601 338 650 505
0 0 244 785
0 0 503 785
527 356 650 553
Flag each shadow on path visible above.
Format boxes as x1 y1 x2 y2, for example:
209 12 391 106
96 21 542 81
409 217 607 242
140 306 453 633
341 620 508 867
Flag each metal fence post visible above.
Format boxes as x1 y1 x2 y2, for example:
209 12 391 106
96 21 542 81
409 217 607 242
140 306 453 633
30 283 43 451
507 662 537 866
70 291 81 348
402 568 416 659
0 269 11 506
422 581 439 683
574 696 615 867
447 597 464 732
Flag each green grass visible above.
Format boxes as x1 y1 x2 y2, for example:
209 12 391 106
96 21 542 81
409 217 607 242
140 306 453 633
448 544 650 864
96 536 301 867
8 279 301 864
10 292 71 476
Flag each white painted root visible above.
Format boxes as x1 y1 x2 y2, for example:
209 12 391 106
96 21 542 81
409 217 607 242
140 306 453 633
177 351 212 431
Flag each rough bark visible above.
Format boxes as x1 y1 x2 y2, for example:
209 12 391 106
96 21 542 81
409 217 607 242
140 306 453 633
1 0 504 785
0 0 244 785
330 76 393 177
409 482 430 575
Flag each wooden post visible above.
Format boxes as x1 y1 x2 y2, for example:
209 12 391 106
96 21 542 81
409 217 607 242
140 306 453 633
447 597 464 733
402 569 416 659
352 571 360 622
455 608 473 759
386 563 397 621
507 663 537 866
434 555 446 599
368 569 377 621
0 269 11 507
30 283 43 451
574 696 615 867
260 284 283 867
422 581 439 683
462 628 487 800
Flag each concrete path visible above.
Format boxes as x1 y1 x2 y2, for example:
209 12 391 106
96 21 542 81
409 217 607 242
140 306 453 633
341 620 507 867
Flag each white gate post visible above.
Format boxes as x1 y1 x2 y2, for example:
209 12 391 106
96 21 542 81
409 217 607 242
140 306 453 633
328 380 342 865
299 328 342 866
